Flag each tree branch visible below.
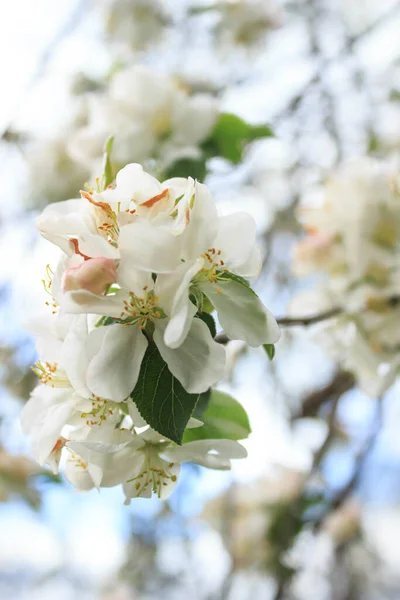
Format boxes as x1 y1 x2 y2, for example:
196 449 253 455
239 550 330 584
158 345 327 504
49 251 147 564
295 370 356 420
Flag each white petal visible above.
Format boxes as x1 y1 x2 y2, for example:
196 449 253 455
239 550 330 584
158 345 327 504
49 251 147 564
154 317 225 393
76 233 118 259
61 315 91 398
155 259 203 348
117 257 154 292
127 400 148 428
36 199 91 237
214 213 261 277
164 177 195 236
86 324 148 401
162 439 247 470
201 280 280 346
102 163 162 206
22 388 73 465
181 181 218 260
118 220 182 273
61 289 126 317
64 457 95 491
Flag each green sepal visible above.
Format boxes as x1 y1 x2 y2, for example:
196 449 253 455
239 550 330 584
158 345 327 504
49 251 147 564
263 344 275 360
102 136 114 189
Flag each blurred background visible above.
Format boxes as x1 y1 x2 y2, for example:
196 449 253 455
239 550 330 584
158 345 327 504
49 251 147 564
1 0 400 598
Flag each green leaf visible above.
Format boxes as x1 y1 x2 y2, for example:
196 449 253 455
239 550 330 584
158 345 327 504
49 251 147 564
183 390 251 443
263 343 275 360
131 343 200 444
164 157 207 181
102 136 114 189
205 113 273 164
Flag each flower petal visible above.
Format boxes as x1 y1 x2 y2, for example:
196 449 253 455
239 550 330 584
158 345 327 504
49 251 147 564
161 439 247 470
155 259 203 348
181 181 218 260
154 317 225 393
61 315 92 398
118 220 182 273
101 163 162 206
61 289 127 317
86 324 148 401
214 213 261 278
201 280 280 346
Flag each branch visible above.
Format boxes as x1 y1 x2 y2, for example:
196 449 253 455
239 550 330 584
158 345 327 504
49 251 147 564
277 307 342 327
295 370 356 420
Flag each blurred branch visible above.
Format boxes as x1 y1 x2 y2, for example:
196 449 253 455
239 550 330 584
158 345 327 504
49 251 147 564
311 392 341 471
295 370 356 420
273 2 400 124
315 398 383 531
277 307 342 327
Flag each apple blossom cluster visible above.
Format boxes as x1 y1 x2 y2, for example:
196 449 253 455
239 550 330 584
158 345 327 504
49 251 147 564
28 64 219 205
213 0 283 48
67 65 219 179
22 162 280 501
292 158 400 397
100 0 170 54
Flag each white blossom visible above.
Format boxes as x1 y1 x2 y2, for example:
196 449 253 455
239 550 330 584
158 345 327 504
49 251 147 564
293 158 400 396
67 65 218 175
213 0 283 48
22 160 274 500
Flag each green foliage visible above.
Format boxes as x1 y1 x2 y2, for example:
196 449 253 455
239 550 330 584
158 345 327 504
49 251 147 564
263 344 276 360
183 390 251 443
204 113 273 164
131 343 201 444
102 136 114 189
164 157 207 181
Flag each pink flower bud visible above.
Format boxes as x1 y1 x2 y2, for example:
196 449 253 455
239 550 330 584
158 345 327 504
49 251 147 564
62 257 117 295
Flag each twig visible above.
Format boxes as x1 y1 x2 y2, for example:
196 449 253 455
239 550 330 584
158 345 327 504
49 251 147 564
310 392 342 473
277 307 342 327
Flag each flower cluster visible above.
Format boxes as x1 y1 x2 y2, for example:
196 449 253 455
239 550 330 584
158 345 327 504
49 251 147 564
68 65 218 178
292 158 400 396
100 0 170 54
213 0 283 48
22 162 279 501
27 64 219 205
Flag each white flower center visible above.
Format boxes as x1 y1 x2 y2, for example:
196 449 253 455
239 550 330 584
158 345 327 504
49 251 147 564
119 289 165 329
81 396 117 426
127 444 177 498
